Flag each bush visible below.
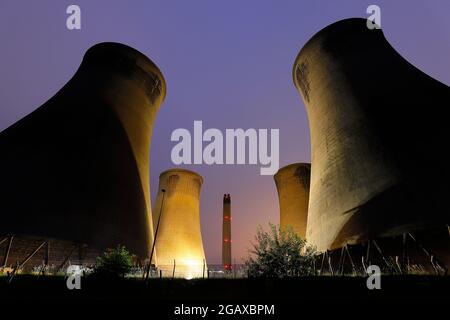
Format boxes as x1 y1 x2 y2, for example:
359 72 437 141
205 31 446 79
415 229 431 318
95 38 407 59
245 224 316 278
93 245 133 278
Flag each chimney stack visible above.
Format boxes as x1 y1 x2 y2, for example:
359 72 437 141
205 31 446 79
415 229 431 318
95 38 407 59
222 194 232 271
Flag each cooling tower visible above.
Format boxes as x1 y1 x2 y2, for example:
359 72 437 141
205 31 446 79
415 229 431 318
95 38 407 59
0 42 166 259
293 19 450 256
222 194 232 271
153 169 206 278
274 163 310 240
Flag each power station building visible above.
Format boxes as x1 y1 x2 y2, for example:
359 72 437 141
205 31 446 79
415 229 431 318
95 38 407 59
152 168 207 279
0 42 166 270
222 194 232 271
274 163 310 240
293 18 449 267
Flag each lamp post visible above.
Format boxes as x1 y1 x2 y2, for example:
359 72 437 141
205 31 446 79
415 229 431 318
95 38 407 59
145 188 166 280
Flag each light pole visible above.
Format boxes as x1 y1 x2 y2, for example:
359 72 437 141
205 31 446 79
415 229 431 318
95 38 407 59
145 188 166 280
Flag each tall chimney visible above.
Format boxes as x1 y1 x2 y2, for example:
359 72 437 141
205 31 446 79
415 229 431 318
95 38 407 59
222 194 232 271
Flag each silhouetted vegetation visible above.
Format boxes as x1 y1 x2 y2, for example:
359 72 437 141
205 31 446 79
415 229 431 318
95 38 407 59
245 224 316 278
93 245 132 278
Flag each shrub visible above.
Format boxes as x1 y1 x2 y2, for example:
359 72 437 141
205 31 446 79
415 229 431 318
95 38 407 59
93 245 133 278
245 224 316 278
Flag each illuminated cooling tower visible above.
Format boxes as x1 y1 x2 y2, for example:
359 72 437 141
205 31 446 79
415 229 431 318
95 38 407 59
153 169 207 278
293 19 450 254
0 42 166 259
274 163 310 240
222 194 232 271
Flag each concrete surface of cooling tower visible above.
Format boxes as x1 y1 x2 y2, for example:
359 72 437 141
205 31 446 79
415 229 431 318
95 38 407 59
222 194 232 271
293 18 450 254
274 163 310 240
0 42 166 258
153 169 207 278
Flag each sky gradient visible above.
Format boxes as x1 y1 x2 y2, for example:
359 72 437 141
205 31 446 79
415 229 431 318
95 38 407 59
1 1 450 263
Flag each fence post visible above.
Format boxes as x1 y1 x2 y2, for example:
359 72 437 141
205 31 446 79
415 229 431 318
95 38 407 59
172 259 176 278
202 259 206 279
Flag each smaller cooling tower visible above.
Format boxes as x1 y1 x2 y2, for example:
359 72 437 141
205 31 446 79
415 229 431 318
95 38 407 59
153 169 206 279
274 164 311 240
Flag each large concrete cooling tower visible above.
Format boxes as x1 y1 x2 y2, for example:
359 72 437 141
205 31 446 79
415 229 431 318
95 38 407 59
274 163 310 240
0 42 166 259
153 169 206 279
293 18 450 256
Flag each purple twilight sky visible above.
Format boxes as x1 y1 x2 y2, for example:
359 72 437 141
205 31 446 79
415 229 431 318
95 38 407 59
1 1 450 263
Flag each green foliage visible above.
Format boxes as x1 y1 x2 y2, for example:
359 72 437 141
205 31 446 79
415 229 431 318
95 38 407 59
94 245 133 278
244 224 316 278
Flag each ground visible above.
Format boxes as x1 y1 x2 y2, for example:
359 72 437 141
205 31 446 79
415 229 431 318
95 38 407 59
1 275 448 317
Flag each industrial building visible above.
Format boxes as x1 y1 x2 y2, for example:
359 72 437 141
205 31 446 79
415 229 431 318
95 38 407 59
0 42 166 271
274 163 310 240
293 18 449 269
152 168 207 278
222 194 232 271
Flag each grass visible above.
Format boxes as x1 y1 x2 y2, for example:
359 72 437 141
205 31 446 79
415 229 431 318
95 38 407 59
0 274 449 302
